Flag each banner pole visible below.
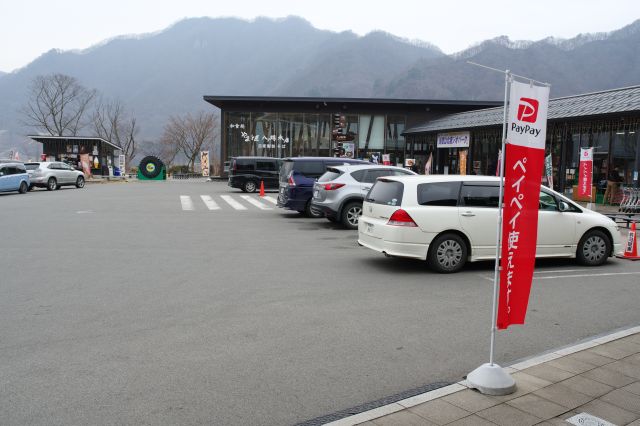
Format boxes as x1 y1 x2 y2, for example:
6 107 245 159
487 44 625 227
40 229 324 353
589 158 594 210
489 70 510 365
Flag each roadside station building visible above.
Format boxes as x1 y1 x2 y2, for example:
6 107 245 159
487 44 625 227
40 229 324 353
29 135 124 176
404 85 640 198
203 96 499 173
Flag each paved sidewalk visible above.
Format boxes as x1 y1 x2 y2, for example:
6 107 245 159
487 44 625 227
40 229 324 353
328 326 640 426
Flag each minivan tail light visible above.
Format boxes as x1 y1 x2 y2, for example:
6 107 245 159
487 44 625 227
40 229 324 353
387 209 417 227
323 183 345 191
287 172 296 187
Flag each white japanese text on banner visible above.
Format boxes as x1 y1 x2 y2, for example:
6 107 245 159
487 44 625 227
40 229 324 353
497 80 550 330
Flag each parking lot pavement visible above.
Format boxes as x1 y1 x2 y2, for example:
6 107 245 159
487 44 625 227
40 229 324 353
0 181 639 425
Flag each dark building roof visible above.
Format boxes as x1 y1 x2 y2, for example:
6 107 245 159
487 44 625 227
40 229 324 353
203 95 500 114
28 135 123 151
405 85 640 134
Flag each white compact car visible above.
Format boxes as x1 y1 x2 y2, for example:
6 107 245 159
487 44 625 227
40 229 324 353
358 175 622 273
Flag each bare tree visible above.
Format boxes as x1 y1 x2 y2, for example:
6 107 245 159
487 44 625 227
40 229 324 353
21 74 97 136
161 111 217 171
93 98 138 167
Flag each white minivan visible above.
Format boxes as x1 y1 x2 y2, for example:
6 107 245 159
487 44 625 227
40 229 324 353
358 175 623 273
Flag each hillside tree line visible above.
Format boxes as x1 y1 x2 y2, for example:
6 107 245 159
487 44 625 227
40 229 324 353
21 73 219 173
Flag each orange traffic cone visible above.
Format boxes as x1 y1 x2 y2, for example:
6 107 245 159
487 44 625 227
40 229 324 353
617 222 640 260
259 180 265 197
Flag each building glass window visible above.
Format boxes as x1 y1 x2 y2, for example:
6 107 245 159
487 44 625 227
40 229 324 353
611 124 638 185
358 115 385 153
304 113 331 157
281 113 305 157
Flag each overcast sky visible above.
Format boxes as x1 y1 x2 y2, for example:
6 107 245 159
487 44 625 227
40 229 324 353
1 0 638 73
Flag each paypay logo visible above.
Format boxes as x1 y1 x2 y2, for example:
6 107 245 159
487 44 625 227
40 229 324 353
517 98 539 123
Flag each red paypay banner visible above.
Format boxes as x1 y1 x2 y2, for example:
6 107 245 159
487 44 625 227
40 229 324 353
497 80 550 330
578 148 593 198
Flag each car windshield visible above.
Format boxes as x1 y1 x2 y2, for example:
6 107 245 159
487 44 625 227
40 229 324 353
24 163 40 170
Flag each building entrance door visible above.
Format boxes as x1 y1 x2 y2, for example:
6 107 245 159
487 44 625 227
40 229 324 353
437 148 460 175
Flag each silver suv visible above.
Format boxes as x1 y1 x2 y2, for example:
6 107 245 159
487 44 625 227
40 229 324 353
311 164 416 229
25 162 85 191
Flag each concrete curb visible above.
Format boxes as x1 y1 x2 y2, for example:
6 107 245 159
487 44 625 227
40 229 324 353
324 324 640 426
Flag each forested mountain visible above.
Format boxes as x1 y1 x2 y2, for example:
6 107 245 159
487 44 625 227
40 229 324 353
1 16 638 156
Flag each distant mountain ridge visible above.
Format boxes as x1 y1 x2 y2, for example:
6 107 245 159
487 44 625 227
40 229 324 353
1 16 639 156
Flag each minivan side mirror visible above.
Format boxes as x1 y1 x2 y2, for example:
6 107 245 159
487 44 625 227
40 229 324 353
558 201 570 212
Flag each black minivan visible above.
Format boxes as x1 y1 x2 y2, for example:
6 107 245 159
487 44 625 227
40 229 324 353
228 157 282 193
277 157 367 217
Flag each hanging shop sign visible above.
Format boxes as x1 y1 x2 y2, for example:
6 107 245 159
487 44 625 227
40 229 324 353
497 80 550 330
578 148 593 198
545 154 554 188
437 131 470 148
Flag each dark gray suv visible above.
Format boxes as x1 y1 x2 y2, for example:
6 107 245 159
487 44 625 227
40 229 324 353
311 164 416 228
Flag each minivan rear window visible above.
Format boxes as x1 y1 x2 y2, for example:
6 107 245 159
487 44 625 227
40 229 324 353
295 161 325 177
366 180 403 206
417 182 461 206
280 161 294 182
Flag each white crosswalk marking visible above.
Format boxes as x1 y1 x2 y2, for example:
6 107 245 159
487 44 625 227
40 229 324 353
220 195 247 210
240 195 273 210
180 195 195 211
263 196 277 205
200 195 220 210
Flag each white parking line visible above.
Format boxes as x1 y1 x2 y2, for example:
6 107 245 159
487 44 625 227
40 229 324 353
481 270 639 281
534 271 640 280
200 195 220 210
240 195 272 210
263 196 278 205
220 195 247 210
534 269 588 274
180 195 194 211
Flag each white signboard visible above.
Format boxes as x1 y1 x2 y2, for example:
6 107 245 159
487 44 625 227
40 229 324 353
437 131 470 148
506 81 550 149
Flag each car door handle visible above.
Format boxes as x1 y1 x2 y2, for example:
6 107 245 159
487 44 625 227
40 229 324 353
461 211 476 217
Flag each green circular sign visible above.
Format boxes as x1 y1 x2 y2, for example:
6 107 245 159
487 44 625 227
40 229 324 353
146 163 156 173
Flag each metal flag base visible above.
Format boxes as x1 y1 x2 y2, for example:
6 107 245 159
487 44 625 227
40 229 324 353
586 202 595 210
466 363 517 395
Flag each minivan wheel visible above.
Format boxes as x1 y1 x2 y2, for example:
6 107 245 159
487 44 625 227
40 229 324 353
19 181 28 194
47 177 57 191
305 200 323 218
341 202 362 230
243 180 257 193
76 176 85 188
428 233 468 273
577 230 610 266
